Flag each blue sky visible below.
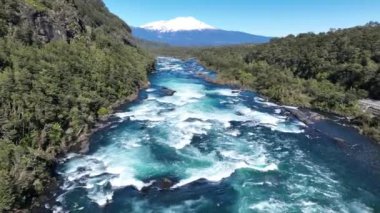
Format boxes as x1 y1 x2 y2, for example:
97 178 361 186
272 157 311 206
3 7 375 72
104 0 380 37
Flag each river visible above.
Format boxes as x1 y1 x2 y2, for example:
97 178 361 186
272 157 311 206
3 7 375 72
53 57 380 212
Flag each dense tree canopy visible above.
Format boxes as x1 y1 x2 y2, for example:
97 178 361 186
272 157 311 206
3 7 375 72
185 23 380 142
0 0 153 210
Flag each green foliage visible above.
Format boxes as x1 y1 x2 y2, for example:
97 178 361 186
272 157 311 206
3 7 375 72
180 23 380 142
48 123 62 145
24 0 47 11
0 0 153 210
0 141 54 210
0 170 15 211
97 107 109 117
0 19 7 37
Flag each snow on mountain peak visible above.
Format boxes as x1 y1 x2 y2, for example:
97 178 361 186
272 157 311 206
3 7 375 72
141 17 216 32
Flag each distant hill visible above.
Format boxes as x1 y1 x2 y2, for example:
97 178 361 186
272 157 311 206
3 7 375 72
132 17 271 46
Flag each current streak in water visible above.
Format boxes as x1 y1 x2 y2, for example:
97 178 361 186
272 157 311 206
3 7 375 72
54 57 380 213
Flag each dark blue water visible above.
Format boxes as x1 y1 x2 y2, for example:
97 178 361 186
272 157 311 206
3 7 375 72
54 57 380 212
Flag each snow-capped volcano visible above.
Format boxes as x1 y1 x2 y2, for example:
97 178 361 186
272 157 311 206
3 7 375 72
141 17 216 32
133 17 271 46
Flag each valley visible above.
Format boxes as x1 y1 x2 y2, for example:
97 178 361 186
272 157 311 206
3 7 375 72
0 0 379 212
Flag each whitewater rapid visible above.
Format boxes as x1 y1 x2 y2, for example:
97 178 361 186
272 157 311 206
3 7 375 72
53 57 380 212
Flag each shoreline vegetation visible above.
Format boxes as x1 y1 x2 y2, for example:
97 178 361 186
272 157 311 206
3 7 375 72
196 56 380 143
0 0 379 211
69 81 151 155
141 23 380 144
194 64 376 145
40 82 151 212
0 0 154 211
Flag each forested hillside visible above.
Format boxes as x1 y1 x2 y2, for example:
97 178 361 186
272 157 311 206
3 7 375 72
190 23 380 142
0 0 153 210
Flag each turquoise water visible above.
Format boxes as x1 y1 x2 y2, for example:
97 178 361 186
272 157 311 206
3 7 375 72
54 57 380 212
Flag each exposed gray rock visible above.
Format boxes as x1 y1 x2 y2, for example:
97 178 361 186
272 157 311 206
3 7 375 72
359 99 380 117
286 108 323 125
158 178 175 189
161 87 176 96
3 0 135 45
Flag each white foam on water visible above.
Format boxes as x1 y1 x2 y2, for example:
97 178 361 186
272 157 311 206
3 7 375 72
62 157 105 183
207 88 240 97
155 81 206 106
109 173 148 191
271 123 304 133
220 149 279 173
282 105 299 110
115 100 166 122
233 105 304 133
254 97 279 107
58 58 372 211
252 163 278 172
146 88 156 92
52 206 66 213
226 129 240 136
106 88 285 189
168 119 212 149
156 57 184 72
249 199 287 212
121 138 142 149
87 190 113 207
59 83 303 210
62 153 80 161
58 129 160 206
158 57 179 62
235 105 283 126
173 144 279 188
113 83 216 150
174 161 249 188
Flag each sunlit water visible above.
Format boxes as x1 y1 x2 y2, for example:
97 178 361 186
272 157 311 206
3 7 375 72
54 57 380 212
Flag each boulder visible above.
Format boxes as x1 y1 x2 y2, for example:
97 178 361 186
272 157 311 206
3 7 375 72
158 178 175 190
160 87 176 96
184 117 204 122
286 108 319 125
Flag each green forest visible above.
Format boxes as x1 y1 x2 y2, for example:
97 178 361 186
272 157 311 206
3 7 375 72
185 23 380 143
0 0 153 210
1 0 380 211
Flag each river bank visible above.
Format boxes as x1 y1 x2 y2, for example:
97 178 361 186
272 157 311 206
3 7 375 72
53 57 380 212
68 84 150 155
193 58 380 144
29 60 156 211
31 84 151 212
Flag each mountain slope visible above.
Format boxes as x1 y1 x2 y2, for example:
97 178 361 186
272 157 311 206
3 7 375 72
132 17 271 46
0 0 153 210
133 27 271 46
